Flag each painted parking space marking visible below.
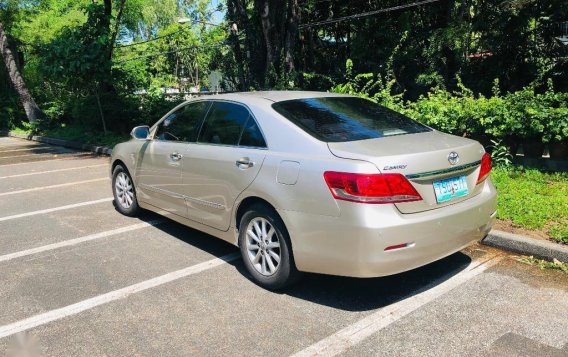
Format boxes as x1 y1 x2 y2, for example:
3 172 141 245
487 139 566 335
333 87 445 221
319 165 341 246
0 198 113 222
291 256 502 357
0 252 240 339
0 220 163 263
0 164 108 180
0 178 109 197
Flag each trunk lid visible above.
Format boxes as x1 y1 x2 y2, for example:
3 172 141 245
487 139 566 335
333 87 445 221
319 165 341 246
327 131 486 213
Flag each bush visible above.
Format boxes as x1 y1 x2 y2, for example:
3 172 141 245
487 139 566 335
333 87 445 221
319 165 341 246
331 60 568 151
0 97 25 130
302 72 336 91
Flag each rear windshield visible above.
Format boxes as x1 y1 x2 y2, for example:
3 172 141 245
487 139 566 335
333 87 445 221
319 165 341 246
272 97 431 142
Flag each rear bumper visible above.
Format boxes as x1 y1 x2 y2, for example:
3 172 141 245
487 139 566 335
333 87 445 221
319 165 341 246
279 179 497 278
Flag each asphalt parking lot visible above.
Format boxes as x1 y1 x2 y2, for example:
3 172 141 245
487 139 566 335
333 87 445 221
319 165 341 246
0 136 567 357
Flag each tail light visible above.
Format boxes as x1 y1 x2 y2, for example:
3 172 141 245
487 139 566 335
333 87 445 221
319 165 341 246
476 153 492 185
323 171 422 204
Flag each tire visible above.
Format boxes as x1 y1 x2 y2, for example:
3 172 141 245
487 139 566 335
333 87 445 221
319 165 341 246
112 164 140 217
238 204 301 290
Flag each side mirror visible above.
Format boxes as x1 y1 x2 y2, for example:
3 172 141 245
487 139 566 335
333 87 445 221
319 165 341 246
131 125 150 140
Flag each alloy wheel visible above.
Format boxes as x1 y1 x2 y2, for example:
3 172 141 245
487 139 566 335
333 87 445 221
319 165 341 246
245 217 281 276
115 172 134 209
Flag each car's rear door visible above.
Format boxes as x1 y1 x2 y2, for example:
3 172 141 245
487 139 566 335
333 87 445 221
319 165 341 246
180 101 267 231
136 101 211 217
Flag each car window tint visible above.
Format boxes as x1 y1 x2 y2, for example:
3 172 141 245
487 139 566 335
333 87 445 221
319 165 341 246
155 101 210 142
198 102 250 146
272 97 431 142
239 118 266 148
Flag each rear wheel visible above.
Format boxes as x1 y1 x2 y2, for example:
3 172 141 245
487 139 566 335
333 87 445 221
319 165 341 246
112 164 140 217
238 204 300 290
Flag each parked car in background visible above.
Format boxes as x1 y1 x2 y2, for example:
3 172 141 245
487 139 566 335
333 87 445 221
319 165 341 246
111 91 497 289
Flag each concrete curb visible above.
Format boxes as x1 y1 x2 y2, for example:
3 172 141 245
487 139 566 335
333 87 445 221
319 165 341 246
5 132 113 156
482 230 568 263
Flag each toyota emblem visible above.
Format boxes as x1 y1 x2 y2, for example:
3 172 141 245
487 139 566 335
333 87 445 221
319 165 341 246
448 151 460 165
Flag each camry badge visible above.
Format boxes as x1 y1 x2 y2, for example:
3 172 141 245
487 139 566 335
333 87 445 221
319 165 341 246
448 151 460 165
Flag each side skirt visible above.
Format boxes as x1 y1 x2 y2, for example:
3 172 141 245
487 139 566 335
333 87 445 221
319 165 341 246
138 200 239 246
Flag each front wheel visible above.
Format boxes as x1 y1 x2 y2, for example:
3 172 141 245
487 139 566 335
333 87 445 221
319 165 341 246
238 204 300 290
112 164 140 217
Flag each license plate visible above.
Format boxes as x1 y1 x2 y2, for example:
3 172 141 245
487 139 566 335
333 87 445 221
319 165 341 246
433 176 469 203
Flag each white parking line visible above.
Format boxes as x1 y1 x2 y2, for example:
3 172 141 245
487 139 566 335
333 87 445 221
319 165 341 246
0 146 51 153
0 198 113 222
0 252 240 338
0 164 108 179
291 256 502 357
0 220 163 263
0 178 109 197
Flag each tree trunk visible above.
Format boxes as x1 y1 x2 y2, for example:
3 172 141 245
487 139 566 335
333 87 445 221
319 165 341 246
94 89 108 135
257 0 274 80
0 22 43 123
227 0 251 91
108 0 126 60
284 0 299 73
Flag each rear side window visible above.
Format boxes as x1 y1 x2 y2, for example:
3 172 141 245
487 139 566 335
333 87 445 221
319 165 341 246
240 118 266 148
198 102 266 148
198 102 249 145
272 97 431 142
155 101 210 142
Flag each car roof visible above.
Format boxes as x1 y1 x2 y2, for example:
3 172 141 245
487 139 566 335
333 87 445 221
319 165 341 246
191 91 350 104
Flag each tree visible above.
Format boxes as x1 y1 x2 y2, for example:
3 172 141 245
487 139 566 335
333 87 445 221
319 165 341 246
226 0 300 88
0 21 43 123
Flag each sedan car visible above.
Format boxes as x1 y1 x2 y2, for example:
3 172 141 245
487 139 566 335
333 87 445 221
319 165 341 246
111 91 497 289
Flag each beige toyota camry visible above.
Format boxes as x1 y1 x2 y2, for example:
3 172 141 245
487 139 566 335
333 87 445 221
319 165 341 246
111 91 497 289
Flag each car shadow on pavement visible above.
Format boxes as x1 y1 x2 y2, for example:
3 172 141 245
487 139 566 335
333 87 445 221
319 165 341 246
131 209 474 313
130 209 241 259
279 252 472 312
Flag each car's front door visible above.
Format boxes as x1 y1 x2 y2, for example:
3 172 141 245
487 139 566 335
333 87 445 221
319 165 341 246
180 101 267 231
136 101 210 217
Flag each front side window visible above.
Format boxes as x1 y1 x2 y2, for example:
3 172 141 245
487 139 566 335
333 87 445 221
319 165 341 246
199 102 265 147
155 101 210 142
272 97 431 142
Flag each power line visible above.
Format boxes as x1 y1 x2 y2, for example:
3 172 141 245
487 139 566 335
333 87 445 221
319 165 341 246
113 42 229 64
114 28 187 49
298 0 442 29
114 19 225 49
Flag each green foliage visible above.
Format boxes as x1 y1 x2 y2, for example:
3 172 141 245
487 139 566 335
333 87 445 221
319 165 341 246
13 122 129 148
3 0 568 142
550 225 568 244
491 167 568 236
518 256 568 274
39 3 111 88
301 72 335 91
332 60 568 151
0 96 24 130
489 140 513 167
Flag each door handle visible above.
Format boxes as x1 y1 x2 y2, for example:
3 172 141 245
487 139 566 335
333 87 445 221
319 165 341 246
236 158 254 169
170 152 183 161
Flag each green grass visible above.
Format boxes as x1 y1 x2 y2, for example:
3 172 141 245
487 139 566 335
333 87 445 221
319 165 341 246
13 123 129 149
517 256 568 274
491 166 568 244
10 126 31 134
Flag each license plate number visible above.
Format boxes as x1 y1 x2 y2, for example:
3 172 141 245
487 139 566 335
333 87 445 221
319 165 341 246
433 176 469 203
